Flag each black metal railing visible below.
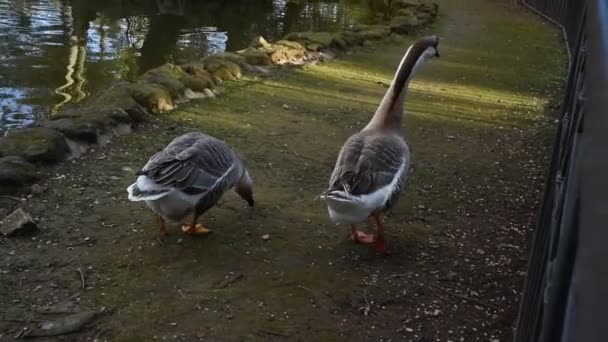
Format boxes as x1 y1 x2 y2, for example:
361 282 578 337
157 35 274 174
514 0 608 341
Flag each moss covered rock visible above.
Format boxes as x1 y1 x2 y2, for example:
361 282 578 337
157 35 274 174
128 83 175 113
358 27 391 40
180 62 216 91
265 42 306 64
282 32 351 51
238 48 272 66
390 0 438 21
389 11 420 33
43 117 103 144
86 81 148 123
0 127 70 163
203 57 242 81
138 64 188 98
0 156 38 189
249 36 271 49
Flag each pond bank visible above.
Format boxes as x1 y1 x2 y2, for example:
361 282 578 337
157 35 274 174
0 0 438 196
0 0 566 340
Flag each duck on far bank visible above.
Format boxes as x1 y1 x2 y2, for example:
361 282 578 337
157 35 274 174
321 35 440 255
126 132 254 235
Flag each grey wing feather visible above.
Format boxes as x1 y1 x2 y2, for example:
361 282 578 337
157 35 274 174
329 131 408 196
142 133 241 194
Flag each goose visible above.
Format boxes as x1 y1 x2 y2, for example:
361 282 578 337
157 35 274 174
321 36 440 255
126 132 254 235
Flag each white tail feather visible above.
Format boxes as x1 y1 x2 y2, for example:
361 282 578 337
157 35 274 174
126 175 172 202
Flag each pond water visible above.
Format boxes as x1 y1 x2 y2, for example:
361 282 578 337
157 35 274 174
0 0 381 134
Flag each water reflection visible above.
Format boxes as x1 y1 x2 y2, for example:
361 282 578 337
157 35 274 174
0 0 377 134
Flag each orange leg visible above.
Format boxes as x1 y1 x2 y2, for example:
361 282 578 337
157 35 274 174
157 215 168 236
372 211 388 255
181 215 212 235
349 224 375 244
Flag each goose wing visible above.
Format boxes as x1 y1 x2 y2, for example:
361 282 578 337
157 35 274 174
328 131 408 197
141 132 239 195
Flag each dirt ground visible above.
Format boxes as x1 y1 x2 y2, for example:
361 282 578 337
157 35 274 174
0 0 566 341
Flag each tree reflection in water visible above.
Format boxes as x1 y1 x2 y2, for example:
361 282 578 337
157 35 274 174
0 0 382 133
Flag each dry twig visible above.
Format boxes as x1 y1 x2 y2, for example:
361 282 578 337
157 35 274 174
76 268 86 290
215 273 244 289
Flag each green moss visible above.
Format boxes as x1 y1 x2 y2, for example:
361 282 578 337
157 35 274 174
138 64 188 98
238 48 272 65
203 57 242 81
43 117 103 143
0 155 38 188
275 40 305 51
128 83 175 113
389 13 420 33
264 43 306 64
283 32 337 48
0 127 70 163
85 82 148 123
249 35 271 49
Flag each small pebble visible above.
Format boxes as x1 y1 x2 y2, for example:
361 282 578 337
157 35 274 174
262 234 270 241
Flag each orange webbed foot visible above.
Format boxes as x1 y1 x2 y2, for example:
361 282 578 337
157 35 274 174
181 223 212 235
349 231 376 244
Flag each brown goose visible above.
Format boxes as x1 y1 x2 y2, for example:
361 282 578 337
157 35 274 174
321 36 440 255
127 132 254 235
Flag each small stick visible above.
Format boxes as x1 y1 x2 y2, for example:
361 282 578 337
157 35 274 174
76 268 86 290
428 283 500 310
215 273 244 289
156 236 165 247
43 267 55 278
177 289 186 298
0 195 22 201
260 329 291 337
1 318 43 323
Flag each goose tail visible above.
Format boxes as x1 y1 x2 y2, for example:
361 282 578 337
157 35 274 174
320 189 369 224
126 175 171 202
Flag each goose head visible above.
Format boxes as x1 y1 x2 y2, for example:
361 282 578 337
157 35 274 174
419 35 440 61
235 169 254 207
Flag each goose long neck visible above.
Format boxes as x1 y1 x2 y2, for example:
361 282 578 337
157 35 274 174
364 44 431 131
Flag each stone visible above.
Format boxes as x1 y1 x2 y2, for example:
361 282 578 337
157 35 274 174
283 32 350 51
181 63 216 88
128 83 175 113
0 208 37 236
0 156 38 189
87 81 148 123
249 36 271 49
0 127 70 163
340 32 365 46
306 43 322 52
275 40 305 50
203 58 242 80
181 75 213 92
389 12 421 33
238 48 272 66
212 68 237 82
139 64 188 98
358 28 391 40
42 118 101 144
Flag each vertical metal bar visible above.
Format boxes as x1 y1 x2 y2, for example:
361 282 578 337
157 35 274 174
572 0 608 341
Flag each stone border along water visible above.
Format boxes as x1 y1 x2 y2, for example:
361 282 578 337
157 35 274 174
0 0 438 195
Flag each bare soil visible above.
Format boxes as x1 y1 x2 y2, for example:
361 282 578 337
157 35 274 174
0 0 566 341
